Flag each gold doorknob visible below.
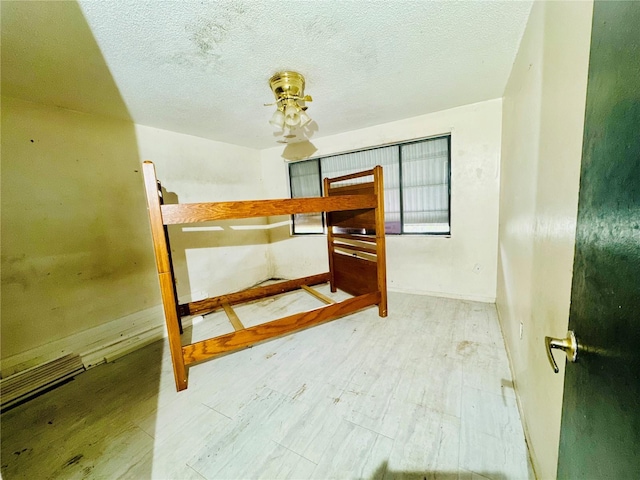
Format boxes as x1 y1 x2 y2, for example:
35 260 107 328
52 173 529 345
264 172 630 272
545 331 578 373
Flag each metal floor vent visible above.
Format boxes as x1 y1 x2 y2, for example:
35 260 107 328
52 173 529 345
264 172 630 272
1 354 85 410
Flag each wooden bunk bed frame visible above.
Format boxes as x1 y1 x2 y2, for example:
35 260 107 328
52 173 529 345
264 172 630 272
142 161 387 391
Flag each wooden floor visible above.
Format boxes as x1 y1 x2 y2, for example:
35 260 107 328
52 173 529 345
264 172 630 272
1 288 532 479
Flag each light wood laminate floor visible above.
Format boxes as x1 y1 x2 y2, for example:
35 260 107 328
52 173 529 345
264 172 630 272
1 288 532 479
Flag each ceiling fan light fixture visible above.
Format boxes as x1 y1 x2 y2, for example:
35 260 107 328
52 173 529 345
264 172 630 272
298 110 311 128
282 126 296 139
269 110 285 130
284 103 301 127
267 71 312 139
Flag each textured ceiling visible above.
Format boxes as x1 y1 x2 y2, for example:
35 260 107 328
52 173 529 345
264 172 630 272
2 1 532 149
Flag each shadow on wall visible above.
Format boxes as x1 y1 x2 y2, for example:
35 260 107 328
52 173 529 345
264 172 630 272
1 2 159 478
161 188 275 304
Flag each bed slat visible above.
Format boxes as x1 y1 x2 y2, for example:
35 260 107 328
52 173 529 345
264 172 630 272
301 285 336 304
222 303 245 331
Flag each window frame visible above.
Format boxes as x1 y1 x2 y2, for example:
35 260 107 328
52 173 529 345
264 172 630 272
288 134 452 236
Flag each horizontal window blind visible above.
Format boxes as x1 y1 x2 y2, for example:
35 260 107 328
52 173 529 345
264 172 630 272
289 158 323 233
401 137 450 233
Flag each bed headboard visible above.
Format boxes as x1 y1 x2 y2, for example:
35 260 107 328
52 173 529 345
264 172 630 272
324 167 387 316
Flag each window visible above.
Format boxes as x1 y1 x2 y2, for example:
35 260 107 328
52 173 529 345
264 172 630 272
288 135 451 235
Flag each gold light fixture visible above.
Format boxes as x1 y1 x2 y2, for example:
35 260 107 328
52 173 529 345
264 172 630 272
266 71 312 138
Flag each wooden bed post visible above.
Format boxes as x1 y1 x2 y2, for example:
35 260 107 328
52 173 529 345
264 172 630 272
324 176 337 292
142 161 188 391
373 165 388 317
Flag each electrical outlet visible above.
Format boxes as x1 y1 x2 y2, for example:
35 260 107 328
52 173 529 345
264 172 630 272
519 322 524 339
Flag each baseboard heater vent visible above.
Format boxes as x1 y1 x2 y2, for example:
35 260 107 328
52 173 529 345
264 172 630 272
1 354 85 411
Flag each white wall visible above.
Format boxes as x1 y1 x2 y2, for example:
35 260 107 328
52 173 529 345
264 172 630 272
1 96 157 373
135 125 268 302
496 2 593 478
1 97 267 375
261 99 502 302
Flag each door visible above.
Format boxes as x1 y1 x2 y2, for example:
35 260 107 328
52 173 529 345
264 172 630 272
556 1 640 478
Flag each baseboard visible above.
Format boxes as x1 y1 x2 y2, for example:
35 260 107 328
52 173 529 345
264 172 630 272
494 303 539 480
387 286 496 303
0 305 194 379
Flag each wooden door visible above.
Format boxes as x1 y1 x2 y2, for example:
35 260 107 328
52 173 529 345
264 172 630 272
556 2 640 478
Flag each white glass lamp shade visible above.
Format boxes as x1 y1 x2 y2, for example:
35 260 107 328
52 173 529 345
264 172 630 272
284 104 301 127
282 126 296 139
298 110 311 127
269 110 285 130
